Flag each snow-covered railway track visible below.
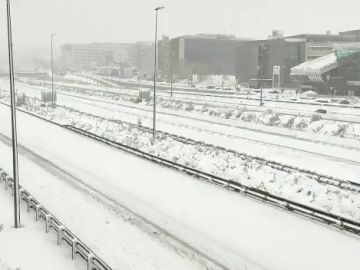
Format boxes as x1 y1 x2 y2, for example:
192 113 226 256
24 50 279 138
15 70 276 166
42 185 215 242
61 107 360 194
53 96 360 165
28 89 359 154
94 75 360 110
63 125 360 236
2 102 359 236
1 98 359 193
159 94 360 121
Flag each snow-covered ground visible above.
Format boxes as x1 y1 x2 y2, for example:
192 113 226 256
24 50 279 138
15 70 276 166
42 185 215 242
0 186 84 270
0 104 360 270
6 98 360 222
0 142 205 270
2 81 360 182
8 79 360 138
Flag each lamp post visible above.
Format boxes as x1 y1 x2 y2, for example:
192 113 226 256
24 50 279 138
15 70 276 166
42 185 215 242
259 45 267 106
51 33 56 107
152 6 164 143
6 0 21 228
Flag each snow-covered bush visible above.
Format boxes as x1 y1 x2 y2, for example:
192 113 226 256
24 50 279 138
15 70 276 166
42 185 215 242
310 113 322 123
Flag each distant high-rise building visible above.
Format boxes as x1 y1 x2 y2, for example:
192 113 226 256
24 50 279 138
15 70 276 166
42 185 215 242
162 34 252 80
127 41 155 79
60 43 132 70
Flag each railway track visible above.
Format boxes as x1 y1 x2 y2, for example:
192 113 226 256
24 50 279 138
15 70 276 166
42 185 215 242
92 75 360 110
63 125 360 236
1 98 359 193
52 94 360 164
59 105 360 193
1 102 360 237
159 94 360 120
36 79 360 122
27 77 360 112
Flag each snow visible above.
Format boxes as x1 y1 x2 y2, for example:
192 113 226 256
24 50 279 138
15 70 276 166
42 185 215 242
3 83 360 183
11 100 360 221
0 142 204 270
0 103 360 270
290 53 338 76
0 185 84 270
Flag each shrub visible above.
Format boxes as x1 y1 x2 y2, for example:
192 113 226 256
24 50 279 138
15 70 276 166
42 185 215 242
310 113 322 123
334 124 347 137
267 113 280 126
295 119 307 130
284 117 295 128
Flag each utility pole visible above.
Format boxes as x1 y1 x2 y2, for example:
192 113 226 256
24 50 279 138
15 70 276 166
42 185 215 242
152 6 164 143
6 0 21 228
51 33 56 107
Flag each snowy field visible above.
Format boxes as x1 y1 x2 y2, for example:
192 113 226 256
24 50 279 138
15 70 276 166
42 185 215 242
0 104 360 270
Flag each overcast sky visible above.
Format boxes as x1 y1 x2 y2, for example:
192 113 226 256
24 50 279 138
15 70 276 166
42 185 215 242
0 0 359 49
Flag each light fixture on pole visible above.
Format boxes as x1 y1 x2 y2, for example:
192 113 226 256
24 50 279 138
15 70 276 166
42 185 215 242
152 6 164 143
6 0 21 228
51 33 56 108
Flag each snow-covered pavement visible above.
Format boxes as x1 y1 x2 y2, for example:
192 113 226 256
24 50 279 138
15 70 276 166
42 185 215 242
0 185 83 270
0 104 359 270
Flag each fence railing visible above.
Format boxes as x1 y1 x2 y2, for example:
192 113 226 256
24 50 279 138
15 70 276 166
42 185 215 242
0 168 112 270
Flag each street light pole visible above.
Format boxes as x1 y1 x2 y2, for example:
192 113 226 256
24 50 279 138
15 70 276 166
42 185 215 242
6 0 21 228
170 50 173 98
259 45 266 107
51 33 56 108
152 6 164 143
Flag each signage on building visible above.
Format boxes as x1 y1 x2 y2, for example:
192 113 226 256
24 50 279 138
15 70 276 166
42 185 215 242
347 81 360 86
273 66 281 75
308 74 323 82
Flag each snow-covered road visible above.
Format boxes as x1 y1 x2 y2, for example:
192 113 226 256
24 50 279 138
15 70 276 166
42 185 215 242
0 104 359 270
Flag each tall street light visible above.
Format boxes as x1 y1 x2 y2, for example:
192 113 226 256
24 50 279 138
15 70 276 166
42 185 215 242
51 33 56 108
152 6 164 143
259 45 267 107
6 0 21 228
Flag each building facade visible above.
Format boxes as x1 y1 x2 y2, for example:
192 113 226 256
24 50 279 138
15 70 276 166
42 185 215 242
127 41 155 79
60 43 132 70
162 34 251 80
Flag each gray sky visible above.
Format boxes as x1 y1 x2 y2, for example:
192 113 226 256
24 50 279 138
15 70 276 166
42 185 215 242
0 0 359 48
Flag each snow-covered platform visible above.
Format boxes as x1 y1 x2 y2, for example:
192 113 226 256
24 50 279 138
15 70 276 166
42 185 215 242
0 104 359 270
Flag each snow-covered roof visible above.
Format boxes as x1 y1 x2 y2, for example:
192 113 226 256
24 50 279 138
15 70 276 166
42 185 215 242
290 53 338 76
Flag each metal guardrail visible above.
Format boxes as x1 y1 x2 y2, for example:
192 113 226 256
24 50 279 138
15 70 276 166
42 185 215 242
0 169 112 270
63 125 360 236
